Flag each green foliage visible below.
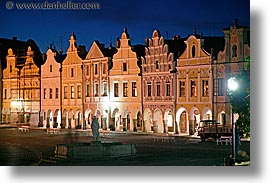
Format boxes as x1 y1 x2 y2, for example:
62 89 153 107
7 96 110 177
229 68 250 137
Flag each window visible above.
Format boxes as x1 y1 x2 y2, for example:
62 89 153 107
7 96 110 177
44 88 46 99
192 45 196 58
218 78 225 96
114 83 119 97
166 81 170 96
64 86 67 99
132 82 137 97
156 82 161 96
123 83 128 97
10 65 12 73
94 64 98 75
86 83 90 97
202 80 209 96
179 81 185 97
102 82 107 96
94 83 99 97
71 86 74 99
71 68 74 77
123 62 127 72
50 65 52 72
77 86 81 98
49 88 53 99
3 89 7 99
86 65 89 75
147 82 152 97
155 60 159 70
102 63 107 74
55 88 59 99
232 45 237 58
191 80 197 97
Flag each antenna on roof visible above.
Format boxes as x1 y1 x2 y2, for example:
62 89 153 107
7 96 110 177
60 36 63 54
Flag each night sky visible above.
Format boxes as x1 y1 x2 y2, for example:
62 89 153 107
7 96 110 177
0 0 250 53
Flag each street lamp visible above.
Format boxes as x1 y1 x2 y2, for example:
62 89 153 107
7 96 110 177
227 77 238 166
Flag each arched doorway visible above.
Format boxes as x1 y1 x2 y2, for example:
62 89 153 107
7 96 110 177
164 110 173 133
218 111 226 125
85 109 92 129
69 109 74 129
63 109 68 128
75 110 81 129
153 109 163 133
144 108 152 132
123 109 131 131
54 109 59 128
176 107 188 134
202 107 212 120
136 111 142 131
190 107 200 135
47 109 53 128
112 108 121 131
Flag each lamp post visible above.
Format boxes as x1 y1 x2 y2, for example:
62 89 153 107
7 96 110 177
227 77 238 166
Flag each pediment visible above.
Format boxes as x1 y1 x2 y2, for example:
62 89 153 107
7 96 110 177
86 41 104 59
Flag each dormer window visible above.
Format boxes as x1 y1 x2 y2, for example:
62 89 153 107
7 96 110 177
232 45 237 58
155 60 159 70
192 45 196 58
123 62 127 72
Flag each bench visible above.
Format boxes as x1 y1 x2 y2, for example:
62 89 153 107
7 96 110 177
47 128 60 134
18 126 30 132
216 136 232 145
154 135 176 143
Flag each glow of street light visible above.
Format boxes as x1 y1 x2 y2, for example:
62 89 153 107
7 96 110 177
228 77 238 91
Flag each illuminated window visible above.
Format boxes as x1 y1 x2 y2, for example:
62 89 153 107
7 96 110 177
232 45 237 58
77 86 81 98
55 88 59 99
71 86 74 99
218 78 225 96
147 82 152 97
86 83 90 97
191 80 196 97
132 82 137 97
71 68 74 77
123 82 128 97
44 88 47 99
202 80 209 96
156 82 161 96
102 82 107 96
179 81 185 97
94 83 99 97
49 88 53 99
123 62 127 72
114 83 119 97
166 81 170 96
94 64 98 75
64 86 67 99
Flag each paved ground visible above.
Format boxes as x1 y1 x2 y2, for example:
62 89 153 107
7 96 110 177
0 126 250 166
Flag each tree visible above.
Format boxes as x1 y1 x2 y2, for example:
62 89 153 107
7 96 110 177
229 58 250 138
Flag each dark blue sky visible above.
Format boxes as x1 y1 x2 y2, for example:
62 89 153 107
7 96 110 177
0 0 250 52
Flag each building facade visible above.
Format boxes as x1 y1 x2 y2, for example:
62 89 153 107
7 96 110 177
142 30 177 133
41 48 62 128
2 46 41 127
83 41 116 130
212 19 250 126
176 33 213 135
109 28 142 131
62 33 84 129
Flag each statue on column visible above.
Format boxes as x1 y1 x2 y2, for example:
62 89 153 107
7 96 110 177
91 116 100 142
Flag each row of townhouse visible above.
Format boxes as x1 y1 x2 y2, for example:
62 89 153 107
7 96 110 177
0 20 250 134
